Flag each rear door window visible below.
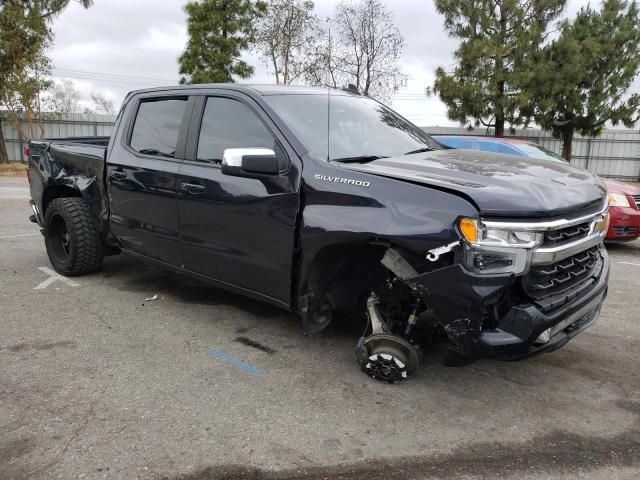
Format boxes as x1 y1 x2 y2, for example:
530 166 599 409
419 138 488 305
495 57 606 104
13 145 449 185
130 98 188 158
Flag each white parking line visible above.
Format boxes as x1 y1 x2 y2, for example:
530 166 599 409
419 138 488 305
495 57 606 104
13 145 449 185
618 261 640 267
34 267 80 290
0 233 40 240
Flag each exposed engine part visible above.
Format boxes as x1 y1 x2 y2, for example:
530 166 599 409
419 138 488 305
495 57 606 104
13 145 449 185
381 248 418 280
356 334 421 383
403 294 423 337
366 292 388 334
426 241 460 262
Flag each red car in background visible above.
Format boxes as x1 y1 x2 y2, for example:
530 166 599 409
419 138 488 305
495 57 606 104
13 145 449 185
433 135 640 242
603 179 640 241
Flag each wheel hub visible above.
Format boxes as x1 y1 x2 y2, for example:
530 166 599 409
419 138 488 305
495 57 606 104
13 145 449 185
357 334 420 383
366 352 408 382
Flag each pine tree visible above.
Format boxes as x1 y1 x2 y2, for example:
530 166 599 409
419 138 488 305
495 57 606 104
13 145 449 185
179 0 266 84
532 0 640 160
432 0 566 137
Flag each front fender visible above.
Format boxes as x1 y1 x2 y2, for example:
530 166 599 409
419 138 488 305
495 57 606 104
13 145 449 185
295 162 478 328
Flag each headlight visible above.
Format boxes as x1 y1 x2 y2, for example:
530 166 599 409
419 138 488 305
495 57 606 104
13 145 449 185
458 218 540 275
609 193 630 208
592 212 610 237
458 218 543 249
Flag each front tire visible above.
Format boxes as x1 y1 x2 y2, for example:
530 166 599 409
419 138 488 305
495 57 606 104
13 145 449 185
44 198 103 276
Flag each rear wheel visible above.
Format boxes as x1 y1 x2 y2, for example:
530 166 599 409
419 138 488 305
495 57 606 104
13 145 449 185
44 198 103 276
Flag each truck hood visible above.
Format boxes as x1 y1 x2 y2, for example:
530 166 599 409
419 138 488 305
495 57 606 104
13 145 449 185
341 149 607 218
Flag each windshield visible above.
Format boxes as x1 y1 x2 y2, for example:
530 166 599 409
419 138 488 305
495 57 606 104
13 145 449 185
517 143 565 162
263 93 440 161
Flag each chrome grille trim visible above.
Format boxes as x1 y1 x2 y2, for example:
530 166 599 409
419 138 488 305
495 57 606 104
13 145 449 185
483 198 609 232
531 233 603 265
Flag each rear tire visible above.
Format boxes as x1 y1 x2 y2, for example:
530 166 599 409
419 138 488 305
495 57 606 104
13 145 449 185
44 198 103 276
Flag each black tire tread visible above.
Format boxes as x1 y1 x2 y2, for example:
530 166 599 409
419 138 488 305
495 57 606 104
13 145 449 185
44 197 103 276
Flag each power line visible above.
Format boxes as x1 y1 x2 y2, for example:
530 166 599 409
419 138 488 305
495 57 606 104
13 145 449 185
50 67 438 101
51 67 177 90
52 70 170 85
53 67 176 84
51 72 173 89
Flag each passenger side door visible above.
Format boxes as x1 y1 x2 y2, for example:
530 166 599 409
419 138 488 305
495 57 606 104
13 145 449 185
107 96 191 266
177 94 300 306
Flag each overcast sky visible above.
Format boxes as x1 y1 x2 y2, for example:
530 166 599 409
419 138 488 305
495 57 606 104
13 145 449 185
48 0 632 126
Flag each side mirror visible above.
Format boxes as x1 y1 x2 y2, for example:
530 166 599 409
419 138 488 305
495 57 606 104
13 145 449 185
221 148 280 177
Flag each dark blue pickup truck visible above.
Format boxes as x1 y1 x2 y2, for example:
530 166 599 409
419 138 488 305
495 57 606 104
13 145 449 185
27 84 610 383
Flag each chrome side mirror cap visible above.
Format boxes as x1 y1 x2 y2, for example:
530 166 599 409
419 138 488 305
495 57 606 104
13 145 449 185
222 148 280 177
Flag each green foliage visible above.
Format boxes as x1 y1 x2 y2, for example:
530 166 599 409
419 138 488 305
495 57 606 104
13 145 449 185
179 0 267 84
432 0 566 136
0 0 92 151
0 0 52 150
532 0 640 159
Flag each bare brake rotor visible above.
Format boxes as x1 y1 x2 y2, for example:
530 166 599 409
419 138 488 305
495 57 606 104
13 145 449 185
358 334 421 383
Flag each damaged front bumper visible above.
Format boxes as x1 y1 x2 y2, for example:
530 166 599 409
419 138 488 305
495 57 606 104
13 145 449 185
411 246 609 360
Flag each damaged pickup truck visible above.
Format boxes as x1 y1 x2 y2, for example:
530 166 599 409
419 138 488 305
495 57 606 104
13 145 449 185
27 85 610 383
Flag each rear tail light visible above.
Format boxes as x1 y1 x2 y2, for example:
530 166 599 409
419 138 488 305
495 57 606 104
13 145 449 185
23 146 30 158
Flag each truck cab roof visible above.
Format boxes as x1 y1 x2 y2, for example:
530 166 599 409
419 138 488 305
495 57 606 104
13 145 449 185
126 83 359 98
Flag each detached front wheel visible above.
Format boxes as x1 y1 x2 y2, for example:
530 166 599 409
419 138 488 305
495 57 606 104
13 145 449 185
44 198 103 276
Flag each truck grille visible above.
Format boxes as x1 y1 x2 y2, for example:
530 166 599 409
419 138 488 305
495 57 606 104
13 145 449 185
631 194 640 209
542 221 592 247
523 246 603 312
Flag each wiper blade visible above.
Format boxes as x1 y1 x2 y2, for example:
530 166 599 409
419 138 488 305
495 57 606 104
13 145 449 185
332 155 388 163
404 147 433 155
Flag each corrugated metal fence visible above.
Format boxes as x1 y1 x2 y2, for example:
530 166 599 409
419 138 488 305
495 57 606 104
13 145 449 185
2 112 639 180
1 112 116 162
423 126 640 180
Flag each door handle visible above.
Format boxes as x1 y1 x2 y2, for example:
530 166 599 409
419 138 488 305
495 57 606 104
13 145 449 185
110 170 126 180
181 182 206 194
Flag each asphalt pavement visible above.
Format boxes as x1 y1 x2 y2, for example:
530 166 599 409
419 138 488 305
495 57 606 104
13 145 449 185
1 177 639 480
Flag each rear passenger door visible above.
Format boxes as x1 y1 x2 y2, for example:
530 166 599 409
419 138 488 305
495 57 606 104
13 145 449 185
177 94 301 306
107 96 192 266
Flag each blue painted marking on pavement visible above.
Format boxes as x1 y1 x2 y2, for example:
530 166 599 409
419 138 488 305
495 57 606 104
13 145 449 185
207 348 262 377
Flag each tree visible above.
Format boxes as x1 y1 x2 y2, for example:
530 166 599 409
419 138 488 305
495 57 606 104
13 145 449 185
45 79 80 114
254 0 319 85
532 0 640 160
89 92 115 115
179 0 266 84
306 0 406 101
432 0 566 137
0 0 93 163
303 18 341 89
